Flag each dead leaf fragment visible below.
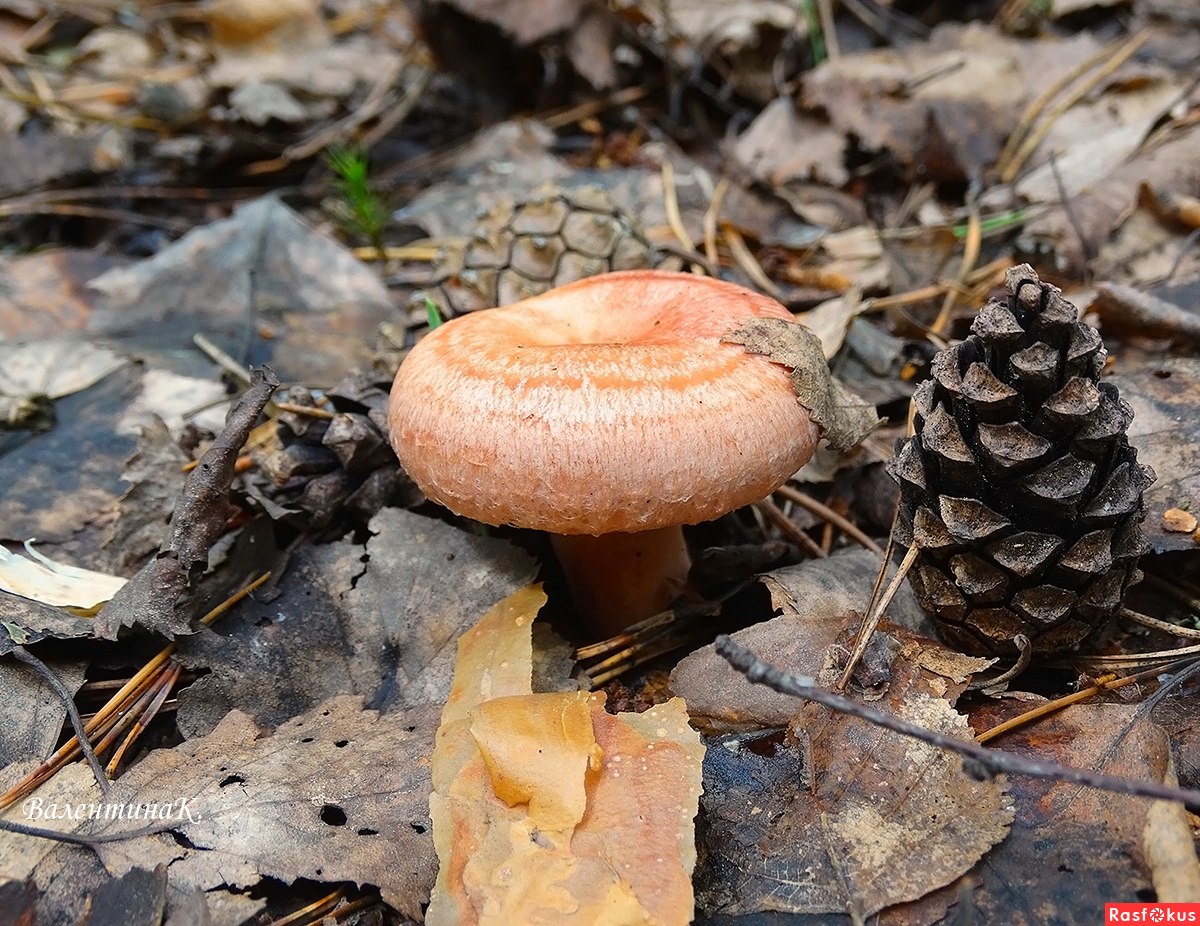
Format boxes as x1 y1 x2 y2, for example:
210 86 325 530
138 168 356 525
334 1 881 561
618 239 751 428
0 542 125 610
956 701 1180 922
1162 508 1197 533
85 696 439 920
429 585 704 925
694 630 1012 919
94 368 278 640
0 340 126 402
673 550 934 731
87 197 394 383
724 317 879 452
207 0 324 49
1109 358 1200 552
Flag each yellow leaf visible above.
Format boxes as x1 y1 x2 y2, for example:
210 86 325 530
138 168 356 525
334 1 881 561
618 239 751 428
428 585 705 926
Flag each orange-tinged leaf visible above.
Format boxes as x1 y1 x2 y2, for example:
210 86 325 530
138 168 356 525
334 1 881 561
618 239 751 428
429 585 704 926
471 691 600 831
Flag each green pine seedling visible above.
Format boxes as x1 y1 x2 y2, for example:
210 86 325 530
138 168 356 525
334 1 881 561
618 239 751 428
326 145 388 255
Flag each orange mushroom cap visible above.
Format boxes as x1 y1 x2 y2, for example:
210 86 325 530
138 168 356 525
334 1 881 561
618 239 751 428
388 270 821 536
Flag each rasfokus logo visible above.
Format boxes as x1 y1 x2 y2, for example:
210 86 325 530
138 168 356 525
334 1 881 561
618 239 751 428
1106 904 1200 923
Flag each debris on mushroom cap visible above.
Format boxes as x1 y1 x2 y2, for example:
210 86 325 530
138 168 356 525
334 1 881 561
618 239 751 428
388 270 827 535
724 317 880 452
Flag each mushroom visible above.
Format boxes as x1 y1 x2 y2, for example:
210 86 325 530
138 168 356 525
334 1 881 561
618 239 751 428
388 270 821 637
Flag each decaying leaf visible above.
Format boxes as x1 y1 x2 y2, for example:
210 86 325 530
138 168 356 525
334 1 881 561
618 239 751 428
87 197 394 384
673 550 937 731
81 695 440 920
733 97 850 191
944 701 1187 924
0 763 102 882
0 656 87 767
174 506 538 735
724 317 879 452
0 542 125 610
94 369 278 640
1110 358 1200 553
794 291 867 361
0 340 125 402
694 629 1013 920
429 585 705 925
0 364 142 545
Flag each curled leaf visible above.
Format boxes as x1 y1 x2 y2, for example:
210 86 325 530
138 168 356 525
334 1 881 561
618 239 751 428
725 317 879 451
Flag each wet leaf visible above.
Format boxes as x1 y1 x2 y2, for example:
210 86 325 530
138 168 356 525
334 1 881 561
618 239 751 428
1109 357 1200 553
0 657 86 767
429 586 705 925
174 507 538 735
672 550 938 731
94 369 278 640
87 197 394 384
0 250 113 339
0 364 141 545
945 702 1178 925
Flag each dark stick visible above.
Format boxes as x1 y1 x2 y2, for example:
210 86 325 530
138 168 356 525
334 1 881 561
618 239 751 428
0 817 174 846
9 646 110 797
714 634 1200 809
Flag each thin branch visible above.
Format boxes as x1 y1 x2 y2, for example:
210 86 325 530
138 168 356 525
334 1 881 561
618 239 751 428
835 540 918 690
714 635 1200 808
9 647 110 797
0 817 175 846
774 485 883 554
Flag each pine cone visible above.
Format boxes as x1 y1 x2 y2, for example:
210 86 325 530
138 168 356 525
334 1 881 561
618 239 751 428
250 373 420 532
889 265 1154 656
422 183 665 317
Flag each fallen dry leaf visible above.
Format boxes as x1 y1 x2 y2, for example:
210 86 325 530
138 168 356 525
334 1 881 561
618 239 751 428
724 317 879 452
1026 121 1200 273
0 542 124 610
83 695 440 920
804 24 1103 182
94 369 278 640
0 763 102 882
429 585 705 925
0 339 126 403
694 628 1012 919
1109 357 1200 552
732 97 849 191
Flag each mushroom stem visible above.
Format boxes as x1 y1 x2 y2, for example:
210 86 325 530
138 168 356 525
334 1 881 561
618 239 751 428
550 527 692 638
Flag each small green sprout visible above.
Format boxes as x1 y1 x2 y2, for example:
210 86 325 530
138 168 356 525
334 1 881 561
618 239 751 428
425 297 445 330
326 145 388 254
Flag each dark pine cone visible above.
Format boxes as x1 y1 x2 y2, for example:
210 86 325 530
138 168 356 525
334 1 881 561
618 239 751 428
250 372 421 534
889 265 1154 656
